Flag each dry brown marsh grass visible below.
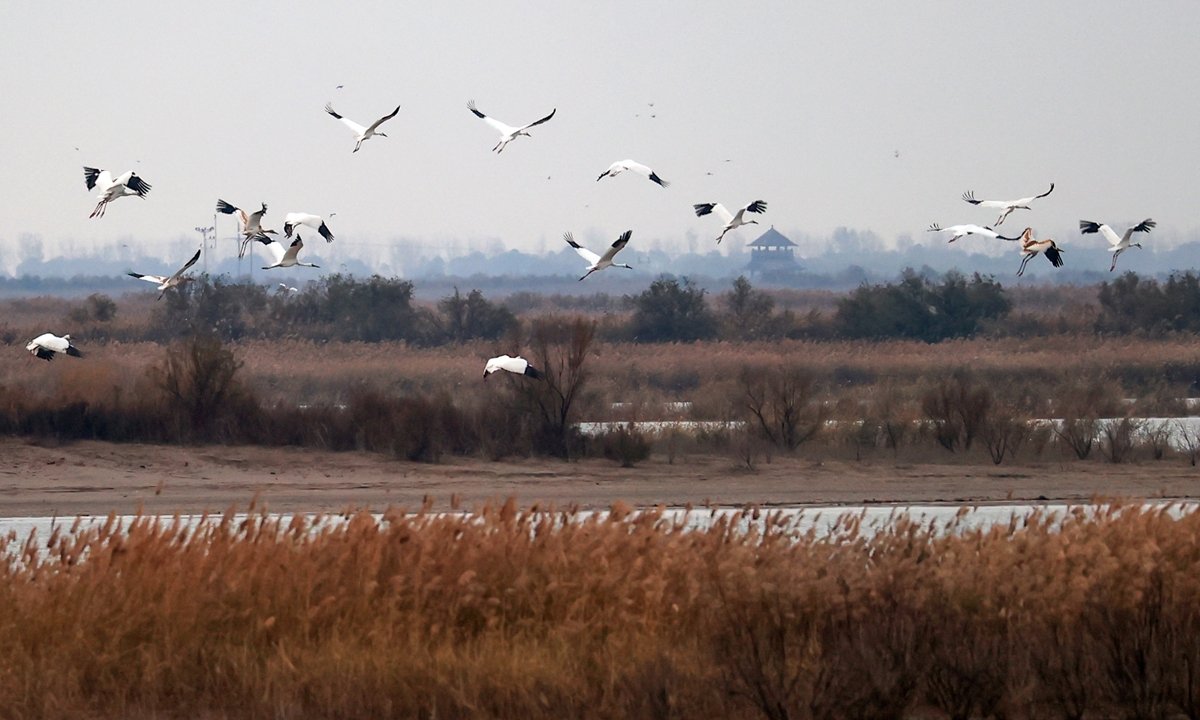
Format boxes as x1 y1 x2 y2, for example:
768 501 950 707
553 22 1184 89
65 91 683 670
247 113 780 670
2 501 1200 719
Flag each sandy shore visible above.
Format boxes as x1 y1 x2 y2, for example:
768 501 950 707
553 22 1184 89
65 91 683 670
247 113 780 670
2 438 1199 517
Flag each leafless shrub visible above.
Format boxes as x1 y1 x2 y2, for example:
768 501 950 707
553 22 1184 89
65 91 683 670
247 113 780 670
921 372 993 452
147 333 254 442
980 404 1028 465
1142 420 1172 461
1052 380 1120 460
737 363 827 451
1175 420 1200 466
1100 417 1140 464
595 423 652 467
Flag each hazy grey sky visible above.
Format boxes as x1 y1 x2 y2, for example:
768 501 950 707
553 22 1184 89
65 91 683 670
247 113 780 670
2 0 1198 268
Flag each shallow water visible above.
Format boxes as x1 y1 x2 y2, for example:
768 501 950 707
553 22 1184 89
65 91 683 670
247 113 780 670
1 502 1188 550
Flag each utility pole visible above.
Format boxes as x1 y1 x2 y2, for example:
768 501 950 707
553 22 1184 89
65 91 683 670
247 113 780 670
194 225 214 273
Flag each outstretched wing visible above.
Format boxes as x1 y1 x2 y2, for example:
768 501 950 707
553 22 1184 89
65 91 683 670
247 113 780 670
1032 183 1055 201
1081 221 1122 247
516 108 556 132
325 102 367 135
744 200 768 214
467 100 516 135
83 166 102 191
962 191 1007 209
257 237 287 264
316 221 334 243
129 272 168 285
125 173 152 197
365 105 401 134
1044 244 1065 268
1131 218 1156 234
282 237 303 263
170 248 202 281
563 232 601 265
694 203 734 224
598 230 632 263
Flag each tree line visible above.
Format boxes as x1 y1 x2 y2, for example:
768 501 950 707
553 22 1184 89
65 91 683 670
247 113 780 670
48 269 1200 346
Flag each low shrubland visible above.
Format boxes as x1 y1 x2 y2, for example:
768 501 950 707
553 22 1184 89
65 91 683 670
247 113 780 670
2 500 1200 719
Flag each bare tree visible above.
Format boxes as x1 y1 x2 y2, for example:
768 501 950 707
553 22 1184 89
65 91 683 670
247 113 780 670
738 364 827 451
511 316 596 457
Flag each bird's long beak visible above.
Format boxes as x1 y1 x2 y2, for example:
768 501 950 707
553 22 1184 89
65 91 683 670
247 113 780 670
596 173 605 182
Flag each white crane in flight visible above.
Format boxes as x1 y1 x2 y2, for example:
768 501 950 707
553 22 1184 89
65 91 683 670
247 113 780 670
1012 228 1065 277
597 159 669 187
83 167 151 218
283 213 335 243
26 333 83 361
128 248 202 299
324 102 400 153
565 230 633 281
216 199 277 258
961 183 1055 226
467 100 556 153
927 223 1020 243
693 200 768 243
1079 218 1155 272
483 355 542 380
256 236 320 270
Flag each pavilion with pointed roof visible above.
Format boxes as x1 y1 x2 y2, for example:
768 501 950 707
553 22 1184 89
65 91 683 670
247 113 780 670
744 226 799 276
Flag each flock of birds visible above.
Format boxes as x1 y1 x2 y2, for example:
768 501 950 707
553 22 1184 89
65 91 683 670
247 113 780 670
926 182 1156 277
25 97 1158 373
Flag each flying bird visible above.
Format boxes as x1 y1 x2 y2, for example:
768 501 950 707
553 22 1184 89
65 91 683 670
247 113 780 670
257 235 320 270
83 167 151 218
128 248 202 299
484 355 542 380
1013 228 1065 277
961 183 1055 226
26 333 82 362
565 231 633 281
324 102 400 153
597 159 669 187
693 200 768 243
466 100 556 153
216 199 277 258
927 223 1021 243
1079 218 1155 272
283 213 335 243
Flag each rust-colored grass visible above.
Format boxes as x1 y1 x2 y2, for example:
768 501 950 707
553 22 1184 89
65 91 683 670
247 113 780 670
2 500 1200 719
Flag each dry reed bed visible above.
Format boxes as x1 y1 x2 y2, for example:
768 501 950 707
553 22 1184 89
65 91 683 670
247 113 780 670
8 336 1193 402
2 500 1200 719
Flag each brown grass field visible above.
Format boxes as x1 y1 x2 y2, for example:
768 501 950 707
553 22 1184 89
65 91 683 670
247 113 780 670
4 500 1200 718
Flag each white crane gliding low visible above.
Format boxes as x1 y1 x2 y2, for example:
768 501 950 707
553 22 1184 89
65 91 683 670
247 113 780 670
483 355 542 380
26 333 82 361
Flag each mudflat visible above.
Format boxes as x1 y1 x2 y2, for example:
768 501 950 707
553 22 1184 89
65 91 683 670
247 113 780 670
1 438 1197 518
